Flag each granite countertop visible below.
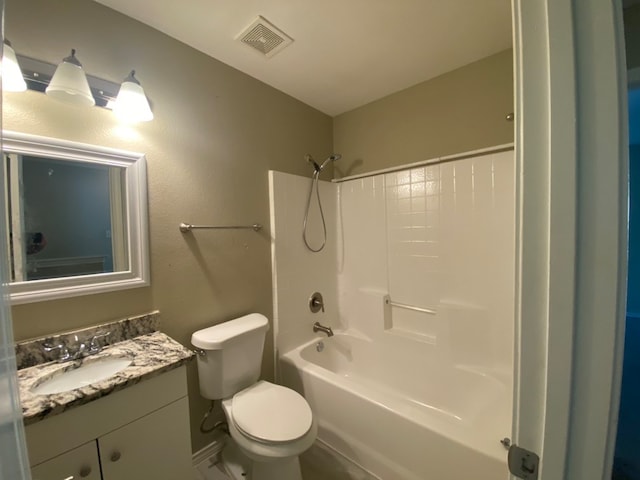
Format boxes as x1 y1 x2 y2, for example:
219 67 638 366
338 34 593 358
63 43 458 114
17 316 194 426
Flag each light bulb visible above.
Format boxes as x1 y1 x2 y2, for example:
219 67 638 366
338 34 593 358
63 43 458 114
113 70 153 123
46 49 95 107
2 41 27 92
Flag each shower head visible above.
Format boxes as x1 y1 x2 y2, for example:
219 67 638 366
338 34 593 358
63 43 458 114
306 153 341 174
305 154 321 173
318 153 342 172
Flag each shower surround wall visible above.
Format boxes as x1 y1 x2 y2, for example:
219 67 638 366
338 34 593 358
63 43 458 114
270 148 515 478
272 149 514 368
338 150 514 372
269 171 339 357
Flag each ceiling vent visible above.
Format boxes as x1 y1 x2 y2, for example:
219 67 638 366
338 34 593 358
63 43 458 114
237 16 293 58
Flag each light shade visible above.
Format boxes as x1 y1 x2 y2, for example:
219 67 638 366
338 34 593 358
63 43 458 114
2 41 26 92
113 70 153 123
46 49 95 107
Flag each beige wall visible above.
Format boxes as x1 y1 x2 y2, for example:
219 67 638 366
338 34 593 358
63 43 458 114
333 49 514 177
626 5 640 71
5 0 332 452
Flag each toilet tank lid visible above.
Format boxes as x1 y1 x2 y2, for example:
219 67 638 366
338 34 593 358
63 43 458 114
191 313 269 350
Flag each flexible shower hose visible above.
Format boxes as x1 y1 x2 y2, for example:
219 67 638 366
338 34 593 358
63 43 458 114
302 170 327 252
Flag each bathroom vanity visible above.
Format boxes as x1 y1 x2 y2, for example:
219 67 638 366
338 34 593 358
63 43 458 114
27 367 190 480
16 312 194 480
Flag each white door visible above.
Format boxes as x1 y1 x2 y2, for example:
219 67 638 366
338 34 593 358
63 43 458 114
511 0 628 478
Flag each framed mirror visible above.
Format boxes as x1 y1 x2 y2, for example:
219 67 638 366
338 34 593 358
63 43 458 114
2 131 149 304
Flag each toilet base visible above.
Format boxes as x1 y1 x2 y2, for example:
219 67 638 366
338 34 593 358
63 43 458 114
220 439 251 479
221 437 303 480
250 455 302 480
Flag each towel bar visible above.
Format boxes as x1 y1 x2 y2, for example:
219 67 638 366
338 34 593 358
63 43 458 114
179 223 262 233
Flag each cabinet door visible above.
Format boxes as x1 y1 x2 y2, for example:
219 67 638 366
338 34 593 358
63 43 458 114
98 397 192 480
31 441 101 480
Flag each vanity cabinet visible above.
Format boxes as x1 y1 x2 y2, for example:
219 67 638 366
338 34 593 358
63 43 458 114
99 398 190 480
26 366 192 480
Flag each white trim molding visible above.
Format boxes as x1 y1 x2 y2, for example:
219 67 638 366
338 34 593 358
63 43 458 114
513 0 628 478
512 0 577 477
565 1 628 478
2 131 150 304
332 143 514 183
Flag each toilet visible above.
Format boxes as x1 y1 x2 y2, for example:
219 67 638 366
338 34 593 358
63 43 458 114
192 313 316 480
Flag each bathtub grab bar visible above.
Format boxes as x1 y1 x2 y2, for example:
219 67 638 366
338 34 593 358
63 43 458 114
385 298 436 315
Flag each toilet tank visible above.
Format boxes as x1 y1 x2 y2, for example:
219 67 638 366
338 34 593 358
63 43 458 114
191 313 269 400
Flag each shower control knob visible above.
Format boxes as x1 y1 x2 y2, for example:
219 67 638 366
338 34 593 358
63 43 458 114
309 292 325 313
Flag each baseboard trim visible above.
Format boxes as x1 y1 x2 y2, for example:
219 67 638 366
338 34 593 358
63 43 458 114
192 434 226 466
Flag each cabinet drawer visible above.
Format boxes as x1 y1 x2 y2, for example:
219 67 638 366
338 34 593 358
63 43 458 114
31 441 101 480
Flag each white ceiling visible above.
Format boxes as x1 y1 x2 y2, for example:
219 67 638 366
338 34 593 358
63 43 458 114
94 0 513 117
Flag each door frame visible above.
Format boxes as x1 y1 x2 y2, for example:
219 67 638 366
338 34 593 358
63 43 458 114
630 67 640 87
513 0 628 478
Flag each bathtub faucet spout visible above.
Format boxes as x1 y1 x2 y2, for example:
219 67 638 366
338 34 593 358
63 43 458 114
313 322 334 337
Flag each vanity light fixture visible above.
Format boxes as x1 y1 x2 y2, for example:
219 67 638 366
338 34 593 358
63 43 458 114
46 49 95 107
6 43 154 123
113 70 153 122
2 40 27 92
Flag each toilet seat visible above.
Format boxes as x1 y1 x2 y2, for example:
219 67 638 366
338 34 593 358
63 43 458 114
231 381 313 443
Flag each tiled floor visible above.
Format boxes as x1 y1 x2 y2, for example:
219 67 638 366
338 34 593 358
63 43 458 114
193 441 378 480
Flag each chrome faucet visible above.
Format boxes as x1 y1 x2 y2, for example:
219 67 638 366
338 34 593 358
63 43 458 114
313 322 334 337
43 332 111 363
87 332 111 355
43 343 72 363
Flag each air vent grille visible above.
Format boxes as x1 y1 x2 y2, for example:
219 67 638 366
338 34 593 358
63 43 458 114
237 16 293 58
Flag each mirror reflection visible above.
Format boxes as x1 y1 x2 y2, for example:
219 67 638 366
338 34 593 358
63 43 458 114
5 154 129 282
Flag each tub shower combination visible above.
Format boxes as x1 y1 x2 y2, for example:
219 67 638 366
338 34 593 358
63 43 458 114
281 333 510 479
269 147 515 479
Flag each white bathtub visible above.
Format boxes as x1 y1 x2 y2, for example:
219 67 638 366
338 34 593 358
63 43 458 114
280 332 511 480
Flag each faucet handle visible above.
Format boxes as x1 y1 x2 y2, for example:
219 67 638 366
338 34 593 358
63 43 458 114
88 331 111 354
309 292 325 313
43 343 71 362
43 342 64 352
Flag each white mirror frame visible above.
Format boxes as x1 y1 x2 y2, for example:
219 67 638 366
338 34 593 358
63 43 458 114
2 131 149 304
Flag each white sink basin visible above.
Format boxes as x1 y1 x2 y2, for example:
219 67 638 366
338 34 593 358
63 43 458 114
31 356 133 395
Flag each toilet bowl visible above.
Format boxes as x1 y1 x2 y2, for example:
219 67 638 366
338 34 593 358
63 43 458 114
221 381 317 480
191 314 316 480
